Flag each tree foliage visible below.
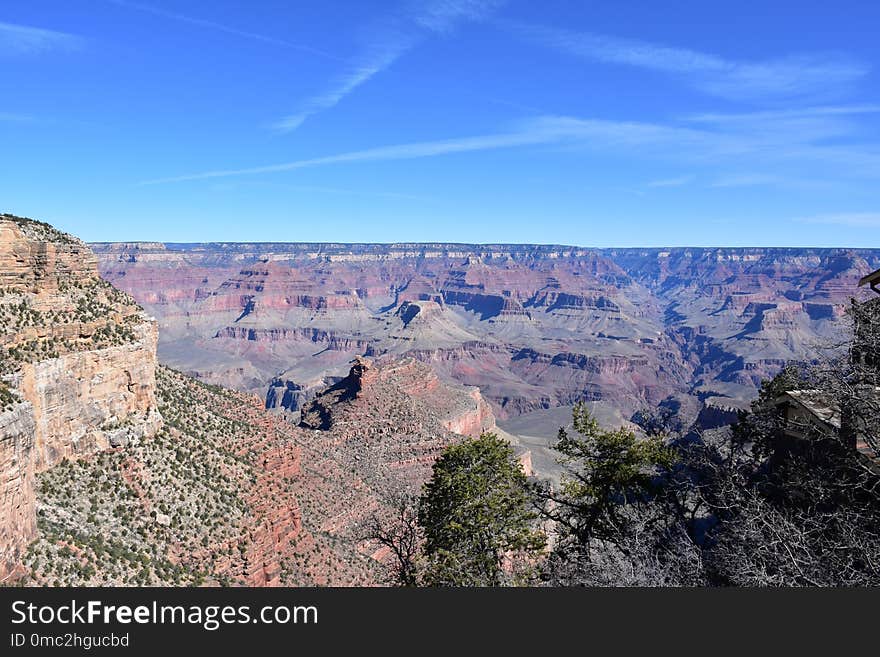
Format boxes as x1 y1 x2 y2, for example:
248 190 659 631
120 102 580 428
417 433 545 586
548 404 675 554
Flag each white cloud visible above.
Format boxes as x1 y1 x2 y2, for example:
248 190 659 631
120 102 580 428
411 0 507 33
0 21 81 56
272 33 415 131
684 105 880 146
687 105 880 124
794 213 880 228
106 0 339 59
273 0 506 132
139 115 737 184
140 110 880 186
143 122 558 184
508 22 868 103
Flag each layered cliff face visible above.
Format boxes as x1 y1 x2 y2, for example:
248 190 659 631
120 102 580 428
25 368 302 586
0 401 36 582
92 241 880 431
92 242 682 421
0 214 162 581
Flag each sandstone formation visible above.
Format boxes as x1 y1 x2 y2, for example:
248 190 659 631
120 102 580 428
25 367 303 586
0 214 162 581
92 242 880 431
0 401 36 582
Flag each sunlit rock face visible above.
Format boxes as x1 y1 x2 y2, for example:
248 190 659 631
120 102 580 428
93 241 880 427
0 215 162 581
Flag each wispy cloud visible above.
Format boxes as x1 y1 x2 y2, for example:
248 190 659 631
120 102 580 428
208 179 434 202
709 173 782 188
141 109 880 186
684 105 880 146
794 213 880 228
143 120 561 184
273 34 414 131
0 112 35 123
136 115 757 185
687 105 880 124
106 0 340 60
411 0 507 33
508 22 869 103
273 0 506 132
647 175 693 188
0 21 82 56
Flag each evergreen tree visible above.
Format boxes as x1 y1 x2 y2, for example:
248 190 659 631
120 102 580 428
547 403 675 555
418 433 545 586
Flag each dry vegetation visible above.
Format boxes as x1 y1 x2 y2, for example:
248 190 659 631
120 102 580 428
0 278 141 377
1 213 79 245
22 367 265 586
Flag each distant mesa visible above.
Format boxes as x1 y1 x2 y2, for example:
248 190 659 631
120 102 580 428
91 239 880 429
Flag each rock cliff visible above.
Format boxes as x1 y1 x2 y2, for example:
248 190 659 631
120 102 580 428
0 214 162 581
0 401 36 581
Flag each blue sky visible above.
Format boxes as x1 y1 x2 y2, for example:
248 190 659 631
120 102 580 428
1 0 879 246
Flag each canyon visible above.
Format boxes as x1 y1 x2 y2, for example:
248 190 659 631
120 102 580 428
1 215 515 585
93 241 880 434
4 214 879 585
20 350 509 586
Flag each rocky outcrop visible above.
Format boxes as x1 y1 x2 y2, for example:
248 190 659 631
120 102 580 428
0 214 163 581
13 320 162 470
0 214 97 293
265 375 342 413
441 388 496 437
0 402 36 582
299 356 495 437
693 398 749 431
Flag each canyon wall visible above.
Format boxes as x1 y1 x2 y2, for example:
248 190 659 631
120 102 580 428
15 320 162 471
0 214 162 581
0 401 36 581
93 241 880 430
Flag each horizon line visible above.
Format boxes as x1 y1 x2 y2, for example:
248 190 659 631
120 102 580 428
85 240 880 251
